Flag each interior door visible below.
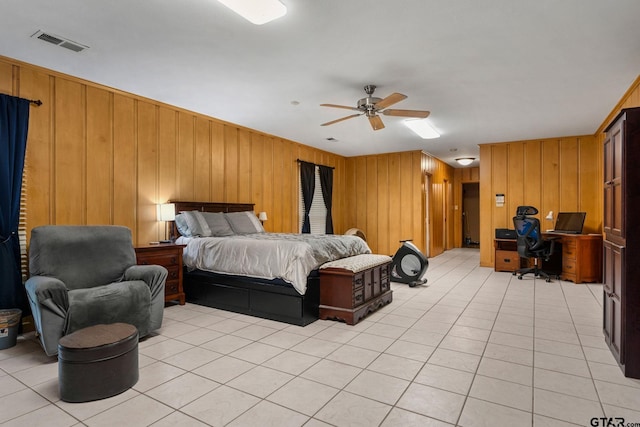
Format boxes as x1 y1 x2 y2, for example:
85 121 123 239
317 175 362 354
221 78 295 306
443 179 448 250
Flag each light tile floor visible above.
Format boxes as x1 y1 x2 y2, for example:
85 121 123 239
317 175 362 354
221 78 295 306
2 248 640 426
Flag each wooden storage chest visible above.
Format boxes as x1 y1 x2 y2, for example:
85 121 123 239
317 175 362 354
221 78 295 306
319 254 393 325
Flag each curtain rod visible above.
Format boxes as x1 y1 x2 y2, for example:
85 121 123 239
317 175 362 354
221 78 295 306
0 94 42 106
296 158 335 170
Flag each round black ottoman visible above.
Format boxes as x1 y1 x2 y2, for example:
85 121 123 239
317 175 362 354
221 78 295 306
58 323 139 403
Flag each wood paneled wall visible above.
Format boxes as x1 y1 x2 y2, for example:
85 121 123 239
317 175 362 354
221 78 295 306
0 56 346 245
595 76 640 136
344 151 454 256
10 52 627 267
478 135 601 267
478 74 640 268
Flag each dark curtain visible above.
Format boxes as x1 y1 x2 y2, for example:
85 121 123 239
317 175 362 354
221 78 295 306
299 161 315 233
0 94 30 311
318 165 334 234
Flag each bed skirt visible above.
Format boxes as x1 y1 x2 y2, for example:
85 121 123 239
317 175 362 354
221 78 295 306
183 269 320 326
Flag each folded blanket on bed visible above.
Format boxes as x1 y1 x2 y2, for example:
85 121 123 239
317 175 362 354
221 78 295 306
180 233 371 295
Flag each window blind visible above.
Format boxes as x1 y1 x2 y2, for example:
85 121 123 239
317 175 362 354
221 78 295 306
19 157 28 282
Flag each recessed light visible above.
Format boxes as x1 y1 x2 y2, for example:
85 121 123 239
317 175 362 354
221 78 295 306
290 100 300 106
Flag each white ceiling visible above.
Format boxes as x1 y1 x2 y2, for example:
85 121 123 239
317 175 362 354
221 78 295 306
2 0 640 166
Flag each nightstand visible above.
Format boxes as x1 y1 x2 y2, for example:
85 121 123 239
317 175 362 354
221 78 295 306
134 243 186 305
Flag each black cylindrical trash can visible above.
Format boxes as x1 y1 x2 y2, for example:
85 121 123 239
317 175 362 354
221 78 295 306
0 309 22 350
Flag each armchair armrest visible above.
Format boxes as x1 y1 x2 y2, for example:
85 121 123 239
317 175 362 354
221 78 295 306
25 276 69 315
124 265 168 331
25 276 70 356
124 265 167 297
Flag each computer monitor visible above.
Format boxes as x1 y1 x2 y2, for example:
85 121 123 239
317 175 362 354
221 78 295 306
554 212 586 234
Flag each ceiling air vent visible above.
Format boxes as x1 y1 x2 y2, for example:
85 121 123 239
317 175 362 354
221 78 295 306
31 30 89 52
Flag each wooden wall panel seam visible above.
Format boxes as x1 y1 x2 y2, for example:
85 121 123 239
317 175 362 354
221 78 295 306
109 92 115 224
133 100 139 243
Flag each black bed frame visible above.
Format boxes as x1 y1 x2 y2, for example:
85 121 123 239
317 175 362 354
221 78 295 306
171 201 320 326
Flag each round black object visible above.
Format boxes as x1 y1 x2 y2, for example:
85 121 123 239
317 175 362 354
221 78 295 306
391 241 428 286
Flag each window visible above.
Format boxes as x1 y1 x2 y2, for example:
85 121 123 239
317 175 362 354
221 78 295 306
299 165 327 234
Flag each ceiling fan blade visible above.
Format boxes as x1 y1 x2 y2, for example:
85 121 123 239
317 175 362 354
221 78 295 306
320 103 360 111
374 92 407 110
321 114 361 126
382 109 430 118
368 115 385 131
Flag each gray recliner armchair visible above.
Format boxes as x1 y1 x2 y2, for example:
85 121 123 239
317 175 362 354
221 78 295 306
25 225 167 356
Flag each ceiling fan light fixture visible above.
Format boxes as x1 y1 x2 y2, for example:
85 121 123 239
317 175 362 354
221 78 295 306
216 0 286 25
455 157 475 166
404 119 440 139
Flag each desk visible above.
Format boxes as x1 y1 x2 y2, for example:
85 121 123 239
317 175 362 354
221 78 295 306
493 234 603 283
544 233 602 284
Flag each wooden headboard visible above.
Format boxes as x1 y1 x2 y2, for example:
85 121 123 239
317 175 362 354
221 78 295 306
169 201 255 238
171 201 254 214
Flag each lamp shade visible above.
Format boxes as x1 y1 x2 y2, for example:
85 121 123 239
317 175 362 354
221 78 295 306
157 203 176 221
258 211 268 221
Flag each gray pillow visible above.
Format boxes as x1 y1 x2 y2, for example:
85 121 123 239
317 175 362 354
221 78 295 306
225 211 264 234
174 214 192 237
180 211 212 237
200 212 235 237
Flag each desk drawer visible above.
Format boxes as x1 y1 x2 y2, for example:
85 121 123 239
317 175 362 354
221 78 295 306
563 240 577 260
562 258 576 274
495 250 520 272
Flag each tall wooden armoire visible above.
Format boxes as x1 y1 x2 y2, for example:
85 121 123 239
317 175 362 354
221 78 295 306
603 106 640 378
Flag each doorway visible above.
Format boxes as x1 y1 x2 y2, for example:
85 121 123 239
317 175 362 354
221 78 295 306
424 173 431 257
462 183 480 247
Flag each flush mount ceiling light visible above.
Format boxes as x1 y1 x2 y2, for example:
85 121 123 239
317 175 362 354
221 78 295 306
455 158 475 166
404 119 440 139
216 0 287 25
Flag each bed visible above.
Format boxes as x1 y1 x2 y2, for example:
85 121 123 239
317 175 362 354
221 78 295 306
170 201 371 326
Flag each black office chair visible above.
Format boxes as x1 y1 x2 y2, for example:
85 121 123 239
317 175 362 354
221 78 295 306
512 206 557 282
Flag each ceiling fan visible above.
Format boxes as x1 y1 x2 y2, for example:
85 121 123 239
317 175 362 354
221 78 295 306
320 84 430 131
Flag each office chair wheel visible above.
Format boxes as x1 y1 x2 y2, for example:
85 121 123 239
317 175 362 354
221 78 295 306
545 277 551 282
517 275 523 280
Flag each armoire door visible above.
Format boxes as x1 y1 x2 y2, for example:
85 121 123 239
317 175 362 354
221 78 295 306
603 116 625 242
603 240 624 364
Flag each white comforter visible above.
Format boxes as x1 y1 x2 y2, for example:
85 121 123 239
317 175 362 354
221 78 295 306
179 233 371 295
